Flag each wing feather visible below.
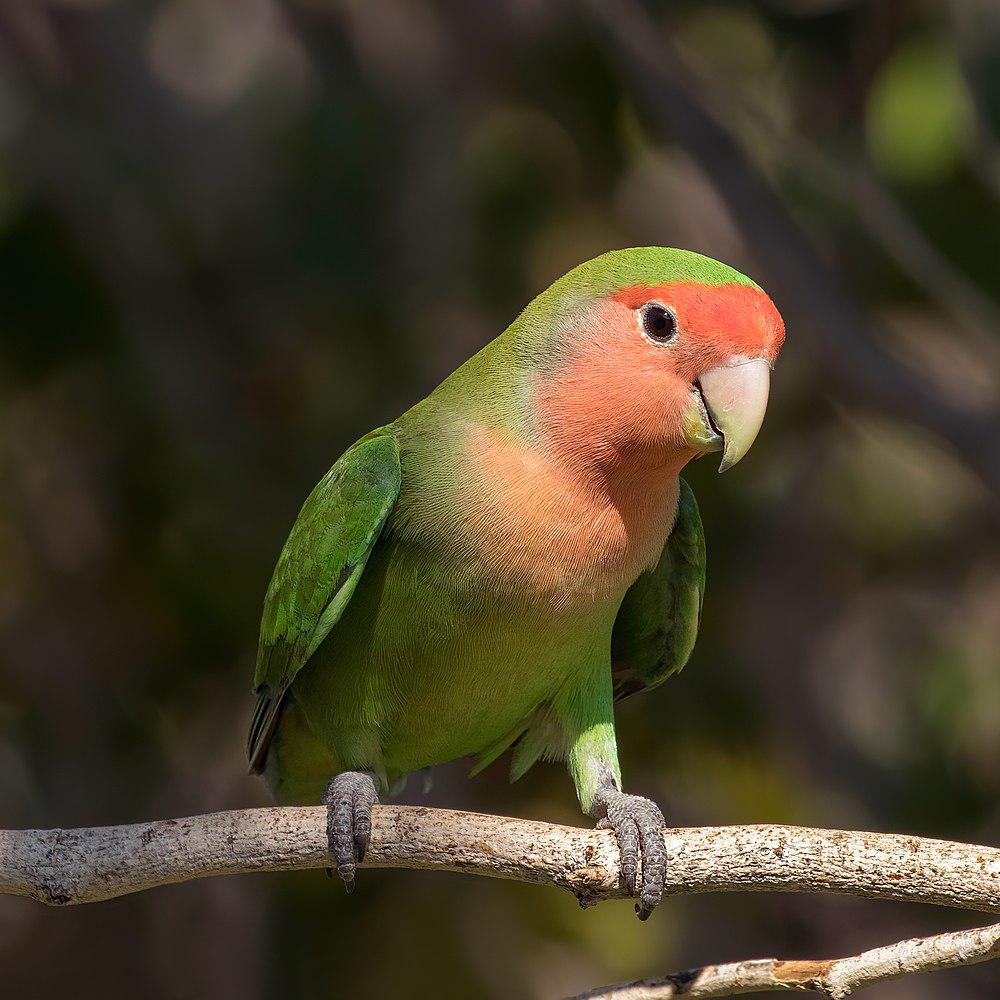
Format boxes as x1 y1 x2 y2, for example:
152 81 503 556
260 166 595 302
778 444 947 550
611 477 706 702
247 433 401 772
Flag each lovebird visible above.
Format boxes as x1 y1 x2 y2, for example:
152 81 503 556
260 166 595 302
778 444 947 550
248 247 785 917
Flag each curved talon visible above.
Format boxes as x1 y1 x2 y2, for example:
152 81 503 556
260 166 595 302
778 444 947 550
323 771 378 892
593 786 667 919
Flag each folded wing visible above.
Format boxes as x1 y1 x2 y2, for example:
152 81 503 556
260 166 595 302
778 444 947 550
247 432 401 773
611 478 706 702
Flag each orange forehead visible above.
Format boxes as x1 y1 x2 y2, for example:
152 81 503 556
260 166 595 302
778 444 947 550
611 281 785 360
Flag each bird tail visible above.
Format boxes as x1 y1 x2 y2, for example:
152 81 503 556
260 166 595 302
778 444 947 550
247 682 289 774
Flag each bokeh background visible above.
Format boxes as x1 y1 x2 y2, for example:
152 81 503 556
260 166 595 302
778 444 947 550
1 1 999 997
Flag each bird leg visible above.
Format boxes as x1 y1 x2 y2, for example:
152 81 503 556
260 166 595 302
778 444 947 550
323 770 378 892
590 776 667 919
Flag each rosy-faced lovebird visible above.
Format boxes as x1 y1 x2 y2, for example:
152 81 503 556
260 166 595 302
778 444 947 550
248 247 785 918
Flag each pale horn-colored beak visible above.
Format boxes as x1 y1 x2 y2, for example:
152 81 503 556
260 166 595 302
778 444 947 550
697 357 771 472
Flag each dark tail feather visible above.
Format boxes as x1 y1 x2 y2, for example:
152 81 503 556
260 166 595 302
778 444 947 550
247 683 289 774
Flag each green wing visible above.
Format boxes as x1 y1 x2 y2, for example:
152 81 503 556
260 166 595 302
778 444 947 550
247 433 401 773
611 477 706 702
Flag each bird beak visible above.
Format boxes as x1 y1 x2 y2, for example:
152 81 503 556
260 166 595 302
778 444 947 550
694 357 771 473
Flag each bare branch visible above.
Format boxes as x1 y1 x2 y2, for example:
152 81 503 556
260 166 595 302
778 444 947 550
1 805 999 913
5 805 1000 995
570 921 1000 999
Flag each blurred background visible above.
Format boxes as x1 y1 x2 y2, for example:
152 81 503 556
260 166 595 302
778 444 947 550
0 0 998 997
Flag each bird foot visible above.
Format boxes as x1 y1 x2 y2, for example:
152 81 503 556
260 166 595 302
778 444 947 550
323 770 378 892
592 783 667 919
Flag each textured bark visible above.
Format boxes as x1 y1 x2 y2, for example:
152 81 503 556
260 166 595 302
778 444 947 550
2 804 1000 913
5 805 1000 996
571 922 1000 999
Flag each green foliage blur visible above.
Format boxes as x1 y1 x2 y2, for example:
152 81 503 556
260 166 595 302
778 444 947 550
0 2 998 998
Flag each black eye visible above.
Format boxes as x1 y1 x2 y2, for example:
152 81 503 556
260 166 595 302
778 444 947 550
641 303 677 342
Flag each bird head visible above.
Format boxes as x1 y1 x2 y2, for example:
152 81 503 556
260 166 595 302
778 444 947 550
523 248 785 474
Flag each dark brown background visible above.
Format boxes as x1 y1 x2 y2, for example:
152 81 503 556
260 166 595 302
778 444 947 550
0 1 998 997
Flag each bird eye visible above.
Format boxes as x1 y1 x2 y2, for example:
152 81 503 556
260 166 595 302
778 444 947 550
640 303 677 343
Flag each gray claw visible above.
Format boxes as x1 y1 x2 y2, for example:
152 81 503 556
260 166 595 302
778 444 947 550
323 771 378 891
592 785 667 919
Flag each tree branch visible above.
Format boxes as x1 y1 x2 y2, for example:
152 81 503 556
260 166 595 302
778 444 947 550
1 804 999 912
5 805 1000 996
570 921 1000 999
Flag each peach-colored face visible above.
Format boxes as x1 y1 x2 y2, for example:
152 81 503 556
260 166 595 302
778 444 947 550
536 281 785 465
